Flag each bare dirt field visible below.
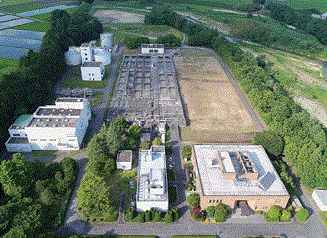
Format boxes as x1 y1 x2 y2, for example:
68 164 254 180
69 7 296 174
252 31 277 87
93 10 144 24
174 48 258 143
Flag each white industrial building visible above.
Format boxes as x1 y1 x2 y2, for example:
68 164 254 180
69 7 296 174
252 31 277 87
65 33 112 66
312 190 327 211
141 44 164 54
136 146 168 212
81 62 105 81
5 98 91 152
116 150 133 170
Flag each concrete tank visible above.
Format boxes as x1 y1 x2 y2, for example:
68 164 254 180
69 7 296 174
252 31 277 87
65 47 81 66
94 48 111 65
100 33 113 48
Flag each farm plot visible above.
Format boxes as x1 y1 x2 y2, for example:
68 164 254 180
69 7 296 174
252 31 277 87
175 48 258 143
93 10 144 24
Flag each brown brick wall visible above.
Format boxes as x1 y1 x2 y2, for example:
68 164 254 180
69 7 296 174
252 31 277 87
191 147 290 212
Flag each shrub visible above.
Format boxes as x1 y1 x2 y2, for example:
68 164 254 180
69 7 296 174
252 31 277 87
182 145 192 159
191 205 202 220
145 210 152 222
214 203 228 222
152 137 163 146
163 211 174 223
280 210 291 222
140 140 151 150
206 206 216 217
264 205 281 222
171 207 179 221
295 208 309 222
133 212 145 223
152 210 162 222
186 193 200 206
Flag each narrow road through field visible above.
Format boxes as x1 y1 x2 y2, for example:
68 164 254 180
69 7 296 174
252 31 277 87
181 46 266 132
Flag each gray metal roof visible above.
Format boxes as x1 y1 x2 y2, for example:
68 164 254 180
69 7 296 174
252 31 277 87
117 150 133 162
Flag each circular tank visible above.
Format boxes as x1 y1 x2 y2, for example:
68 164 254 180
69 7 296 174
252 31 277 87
65 47 81 65
100 33 113 49
94 48 111 65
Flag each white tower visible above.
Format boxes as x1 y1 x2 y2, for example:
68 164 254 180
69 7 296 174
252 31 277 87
80 43 94 63
100 33 113 49
65 47 82 66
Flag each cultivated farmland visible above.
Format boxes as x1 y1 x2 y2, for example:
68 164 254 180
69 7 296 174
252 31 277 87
175 48 258 143
93 10 145 24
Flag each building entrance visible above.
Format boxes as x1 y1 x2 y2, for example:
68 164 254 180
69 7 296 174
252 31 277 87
235 200 255 216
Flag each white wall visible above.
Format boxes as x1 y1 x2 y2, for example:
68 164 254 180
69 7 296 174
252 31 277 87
141 47 164 54
312 191 327 211
117 161 132 170
81 65 104 81
136 200 168 212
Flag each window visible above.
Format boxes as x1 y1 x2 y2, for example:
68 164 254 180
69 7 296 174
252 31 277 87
209 200 212 203
31 139 37 141
40 139 46 141
13 133 20 136
68 139 75 142
212 200 215 203
50 139 56 141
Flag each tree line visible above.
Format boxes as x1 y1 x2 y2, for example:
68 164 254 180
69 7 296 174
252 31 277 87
267 3 327 45
0 2 103 152
77 119 142 222
0 154 77 237
145 8 327 190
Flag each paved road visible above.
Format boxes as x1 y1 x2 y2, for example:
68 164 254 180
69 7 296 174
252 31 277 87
88 45 123 138
182 46 266 132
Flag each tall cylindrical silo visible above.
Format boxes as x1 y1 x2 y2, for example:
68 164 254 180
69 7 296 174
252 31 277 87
65 47 81 66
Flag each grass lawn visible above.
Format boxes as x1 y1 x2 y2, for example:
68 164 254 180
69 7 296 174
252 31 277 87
167 168 175 181
61 75 107 89
12 21 51 32
31 150 58 158
168 185 177 204
89 92 104 107
0 58 19 70
318 211 327 228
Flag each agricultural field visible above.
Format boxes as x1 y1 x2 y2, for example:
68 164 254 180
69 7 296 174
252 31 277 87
12 21 51 32
4 4 45 13
0 0 41 7
174 48 258 143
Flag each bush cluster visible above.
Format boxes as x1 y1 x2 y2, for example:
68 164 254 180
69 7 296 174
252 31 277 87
125 207 179 223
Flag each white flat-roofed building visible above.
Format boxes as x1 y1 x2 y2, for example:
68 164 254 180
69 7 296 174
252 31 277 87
117 150 133 170
81 62 105 81
312 190 327 211
191 144 290 212
5 98 91 152
141 44 164 54
136 145 168 212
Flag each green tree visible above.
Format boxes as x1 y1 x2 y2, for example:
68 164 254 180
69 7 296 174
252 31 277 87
128 124 142 139
145 210 152 222
186 193 200 207
252 131 284 156
40 188 56 206
156 34 181 47
171 207 179 221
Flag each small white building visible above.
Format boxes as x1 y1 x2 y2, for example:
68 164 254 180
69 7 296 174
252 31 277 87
141 44 164 54
158 121 166 134
117 150 133 170
65 33 112 66
136 146 168 212
5 98 91 152
81 62 105 81
312 190 327 211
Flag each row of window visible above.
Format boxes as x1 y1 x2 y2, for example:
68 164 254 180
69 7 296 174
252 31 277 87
30 139 75 142
209 199 222 203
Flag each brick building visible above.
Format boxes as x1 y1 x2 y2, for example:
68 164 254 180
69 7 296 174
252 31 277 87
191 144 290 212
